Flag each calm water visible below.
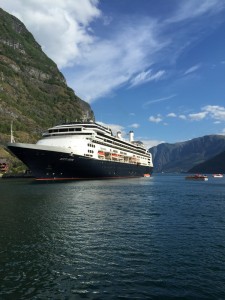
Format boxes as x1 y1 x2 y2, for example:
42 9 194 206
1 174 225 300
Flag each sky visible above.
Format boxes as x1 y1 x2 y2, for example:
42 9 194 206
1 0 225 148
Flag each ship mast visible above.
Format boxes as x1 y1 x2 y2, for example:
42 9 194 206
10 121 15 143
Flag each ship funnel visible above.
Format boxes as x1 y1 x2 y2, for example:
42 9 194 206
117 131 122 139
129 131 134 142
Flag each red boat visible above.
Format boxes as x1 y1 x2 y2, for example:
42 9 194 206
185 174 208 181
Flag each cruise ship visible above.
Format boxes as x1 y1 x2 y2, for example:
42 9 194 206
7 121 153 181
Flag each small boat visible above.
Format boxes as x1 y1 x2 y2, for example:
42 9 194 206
143 173 151 178
185 174 208 181
212 174 223 178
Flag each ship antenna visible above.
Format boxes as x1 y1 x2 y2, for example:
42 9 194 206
10 121 15 143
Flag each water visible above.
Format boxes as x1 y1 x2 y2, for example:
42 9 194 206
1 174 225 299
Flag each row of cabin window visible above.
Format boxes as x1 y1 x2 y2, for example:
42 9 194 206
49 128 82 133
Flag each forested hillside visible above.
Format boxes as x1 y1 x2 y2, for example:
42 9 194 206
0 8 94 150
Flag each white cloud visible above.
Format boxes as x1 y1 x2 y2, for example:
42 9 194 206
179 115 187 120
163 105 225 123
184 64 201 75
1 0 101 68
67 19 167 102
149 115 163 123
176 105 225 122
143 94 176 108
203 105 225 121
183 105 225 122
167 0 225 23
167 112 177 117
130 123 140 129
149 104 225 124
130 69 165 87
188 111 208 121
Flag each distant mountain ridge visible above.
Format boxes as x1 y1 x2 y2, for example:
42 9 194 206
188 150 225 174
149 135 225 173
0 8 94 146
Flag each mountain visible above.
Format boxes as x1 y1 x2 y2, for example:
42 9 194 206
0 8 94 148
149 135 225 173
188 150 225 174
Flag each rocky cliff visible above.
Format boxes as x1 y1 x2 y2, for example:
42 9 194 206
149 135 225 173
0 8 94 148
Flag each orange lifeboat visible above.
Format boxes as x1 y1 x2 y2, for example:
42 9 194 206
144 173 150 178
98 151 105 156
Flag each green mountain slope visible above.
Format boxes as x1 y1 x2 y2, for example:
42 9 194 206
149 135 225 173
0 8 94 148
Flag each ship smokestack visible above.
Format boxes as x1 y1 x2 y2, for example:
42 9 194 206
129 131 134 142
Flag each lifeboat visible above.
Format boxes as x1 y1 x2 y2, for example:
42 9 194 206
143 173 151 178
98 151 105 156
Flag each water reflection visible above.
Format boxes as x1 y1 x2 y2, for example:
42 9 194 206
1 176 225 299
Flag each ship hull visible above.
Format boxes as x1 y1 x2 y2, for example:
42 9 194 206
8 143 153 180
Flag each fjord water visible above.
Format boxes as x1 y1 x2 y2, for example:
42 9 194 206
1 174 225 299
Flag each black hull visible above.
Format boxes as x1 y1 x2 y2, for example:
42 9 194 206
8 145 153 180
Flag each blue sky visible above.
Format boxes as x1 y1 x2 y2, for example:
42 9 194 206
2 0 225 147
